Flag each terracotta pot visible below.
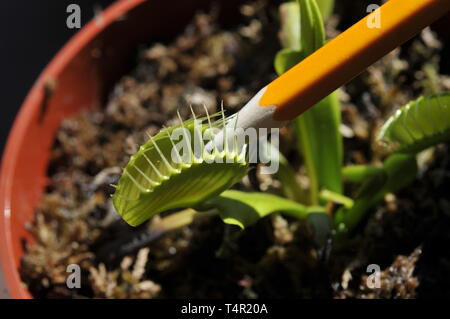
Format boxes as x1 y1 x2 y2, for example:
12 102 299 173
0 0 242 298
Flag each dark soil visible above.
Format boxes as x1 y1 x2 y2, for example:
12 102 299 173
20 0 450 298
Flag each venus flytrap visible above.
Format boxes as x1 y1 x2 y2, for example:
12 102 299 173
112 107 249 226
112 105 305 229
334 93 450 238
112 0 450 251
379 93 450 154
272 0 450 242
112 0 343 241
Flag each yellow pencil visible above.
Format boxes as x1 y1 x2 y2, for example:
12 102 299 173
229 0 450 133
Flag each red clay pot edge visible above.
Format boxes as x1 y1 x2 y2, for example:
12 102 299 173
0 0 146 299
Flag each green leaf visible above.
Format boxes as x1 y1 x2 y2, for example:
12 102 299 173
279 1 301 51
353 169 387 200
319 189 354 209
298 0 325 55
315 0 334 20
295 91 343 204
334 154 417 237
379 92 450 154
276 0 342 204
204 190 309 229
342 165 385 183
112 113 249 226
274 48 304 75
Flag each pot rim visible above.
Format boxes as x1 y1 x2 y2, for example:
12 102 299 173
0 0 146 299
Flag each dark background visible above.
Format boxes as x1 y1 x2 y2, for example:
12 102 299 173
0 0 115 157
